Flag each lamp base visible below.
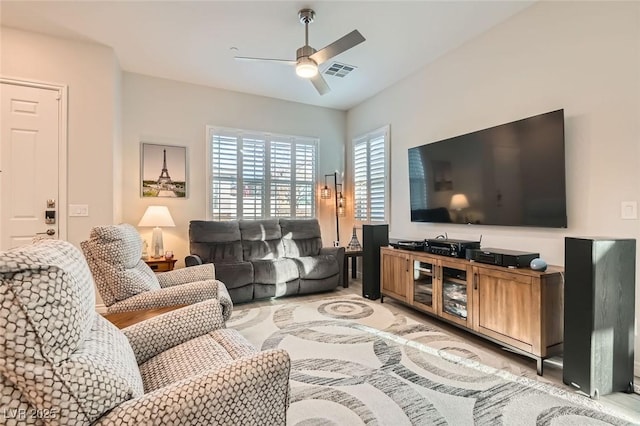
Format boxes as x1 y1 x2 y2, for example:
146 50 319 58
151 227 164 258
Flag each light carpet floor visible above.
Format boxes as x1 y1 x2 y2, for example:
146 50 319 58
229 294 638 425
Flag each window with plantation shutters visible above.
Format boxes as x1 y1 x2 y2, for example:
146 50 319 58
208 127 317 220
353 126 389 223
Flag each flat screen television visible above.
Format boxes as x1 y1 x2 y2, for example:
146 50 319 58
408 109 567 228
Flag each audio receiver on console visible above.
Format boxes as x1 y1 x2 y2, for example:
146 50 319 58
466 248 539 268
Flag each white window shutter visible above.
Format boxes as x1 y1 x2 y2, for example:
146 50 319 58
369 134 387 222
209 127 317 220
241 136 266 219
211 134 239 220
352 126 389 223
270 140 292 217
353 139 369 221
295 142 316 217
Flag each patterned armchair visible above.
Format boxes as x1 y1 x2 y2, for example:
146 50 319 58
81 223 231 319
0 239 291 425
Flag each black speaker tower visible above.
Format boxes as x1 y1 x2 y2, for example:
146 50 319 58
362 224 388 300
563 237 636 397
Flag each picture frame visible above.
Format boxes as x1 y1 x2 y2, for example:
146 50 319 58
433 160 453 192
141 143 187 198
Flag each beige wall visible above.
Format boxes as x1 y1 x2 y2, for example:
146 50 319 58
122 72 347 267
1 27 121 245
347 1 640 376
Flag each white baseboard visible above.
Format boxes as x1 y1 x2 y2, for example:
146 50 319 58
95 303 107 314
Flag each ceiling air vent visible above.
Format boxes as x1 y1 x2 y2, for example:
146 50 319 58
323 62 357 78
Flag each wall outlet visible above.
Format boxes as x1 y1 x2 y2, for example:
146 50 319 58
620 201 637 220
69 204 89 217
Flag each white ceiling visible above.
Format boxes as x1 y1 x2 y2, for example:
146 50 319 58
0 1 534 110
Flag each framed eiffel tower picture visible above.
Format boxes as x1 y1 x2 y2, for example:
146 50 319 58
141 143 187 198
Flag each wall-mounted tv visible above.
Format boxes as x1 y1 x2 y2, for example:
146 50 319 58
408 109 567 228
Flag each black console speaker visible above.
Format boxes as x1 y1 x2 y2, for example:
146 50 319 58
362 224 388 300
563 237 636 397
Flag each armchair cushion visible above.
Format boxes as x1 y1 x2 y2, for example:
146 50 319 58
0 239 144 425
242 239 285 260
240 219 285 260
105 279 224 315
239 219 281 241
189 220 244 263
252 258 299 285
280 218 323 257
214 261 254 290
293 255 340 280
140 329 256 392
95 349 291 426
81 223 160 306
157 263 215 288
122 299 227 365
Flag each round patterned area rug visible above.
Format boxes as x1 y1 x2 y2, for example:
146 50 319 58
228 295 635 425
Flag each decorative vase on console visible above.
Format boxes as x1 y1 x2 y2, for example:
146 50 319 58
347 227 362 252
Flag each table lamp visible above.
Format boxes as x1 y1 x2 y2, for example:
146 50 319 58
138 205 175 258
449 193 470 223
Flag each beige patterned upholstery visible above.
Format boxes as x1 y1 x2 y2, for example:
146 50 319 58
81 224 232 320
1 239 291 425
0 239 144 425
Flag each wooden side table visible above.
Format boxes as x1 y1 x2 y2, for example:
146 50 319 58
103 305 187 329
144 256 177 272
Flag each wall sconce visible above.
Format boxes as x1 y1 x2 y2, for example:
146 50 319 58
337 185 346 217
321 175 332 199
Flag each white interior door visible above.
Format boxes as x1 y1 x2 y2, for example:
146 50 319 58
0 80 66 250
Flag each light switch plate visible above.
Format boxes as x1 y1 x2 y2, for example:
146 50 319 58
620 201 637 220
69 204 89 217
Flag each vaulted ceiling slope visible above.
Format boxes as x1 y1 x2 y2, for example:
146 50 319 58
1 1 534 110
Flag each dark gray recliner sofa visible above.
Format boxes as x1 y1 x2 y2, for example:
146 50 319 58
186 218 345 304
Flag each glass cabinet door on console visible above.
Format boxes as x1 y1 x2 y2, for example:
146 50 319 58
411 258 437 314
438 260 472 327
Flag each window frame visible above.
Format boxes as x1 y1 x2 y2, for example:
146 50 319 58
206 126 319 220
352 125 390 223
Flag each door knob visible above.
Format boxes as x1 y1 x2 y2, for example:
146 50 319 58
36 229 56 236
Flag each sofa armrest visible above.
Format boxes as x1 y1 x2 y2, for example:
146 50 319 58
107 280 220 313
95 349 291 426
320 246 345 287
122 299 226 365
157 263 215 288
217 283 233 322
185 254 203 267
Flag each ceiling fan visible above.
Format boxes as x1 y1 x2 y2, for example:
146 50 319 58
235 8 365 95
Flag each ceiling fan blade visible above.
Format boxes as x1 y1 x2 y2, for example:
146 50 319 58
235 56 296 65
310 73 330 95
309 30 365 65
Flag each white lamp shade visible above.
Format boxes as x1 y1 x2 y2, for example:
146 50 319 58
138 206 174 258
449 193 470 210
138 206 175 227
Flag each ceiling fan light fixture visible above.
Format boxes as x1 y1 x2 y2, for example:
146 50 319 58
296 58 318 78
